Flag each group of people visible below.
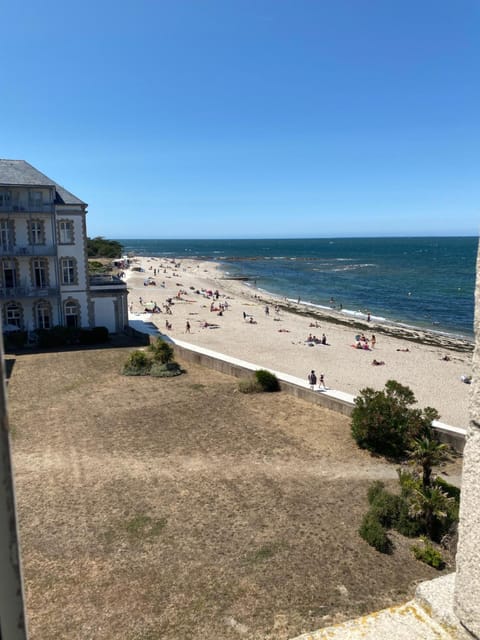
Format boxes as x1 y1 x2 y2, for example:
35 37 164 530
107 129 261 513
307 370 326 390
353 334 376 350
306 333 328 345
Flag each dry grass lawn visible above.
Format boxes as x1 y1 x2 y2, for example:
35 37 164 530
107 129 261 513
8 341 455 640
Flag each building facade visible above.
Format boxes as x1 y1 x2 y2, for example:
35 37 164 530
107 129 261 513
0 159 127 334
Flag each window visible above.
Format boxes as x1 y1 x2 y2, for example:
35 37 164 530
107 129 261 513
0 220 14 250
60 258 77 285
64 299 79 328
28 220 44 245
29 191 42 207
0 191 11 208
1 259 17 289
35 300 51 329
4 302 22 329
58 220 74 244
32 258 48 288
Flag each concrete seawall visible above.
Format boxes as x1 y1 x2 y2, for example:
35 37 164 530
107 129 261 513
127 321 466 452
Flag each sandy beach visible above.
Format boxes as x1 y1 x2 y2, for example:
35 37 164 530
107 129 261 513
124 256 473 428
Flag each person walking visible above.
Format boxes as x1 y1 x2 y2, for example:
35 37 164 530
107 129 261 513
319 373 326 390
307 370 317 390
185 320 191 333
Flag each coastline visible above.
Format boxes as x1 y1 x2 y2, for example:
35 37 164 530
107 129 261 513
124 255 473 428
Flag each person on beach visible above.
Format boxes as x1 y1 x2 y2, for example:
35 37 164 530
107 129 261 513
371 335 376 348
319 373 326 390
321 333 327 345
265 305 269 316
185 321 191 333
307 370 317 389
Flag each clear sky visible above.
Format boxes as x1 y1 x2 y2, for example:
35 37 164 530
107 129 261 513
2 0 479 238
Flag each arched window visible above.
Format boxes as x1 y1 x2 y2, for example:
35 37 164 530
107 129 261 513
3 301 23 330
34 300 52 330
64 299 80 328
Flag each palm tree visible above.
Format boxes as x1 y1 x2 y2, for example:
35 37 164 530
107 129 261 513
408 485 454 540
409 435 449 489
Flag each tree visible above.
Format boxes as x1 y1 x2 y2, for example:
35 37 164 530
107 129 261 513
87 236 123 258
408 484 454 541
409 435 449 489
351 380 439 459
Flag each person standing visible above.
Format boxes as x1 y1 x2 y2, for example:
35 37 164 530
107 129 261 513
319 373 326 390
307 370 317 390
371 334 376 349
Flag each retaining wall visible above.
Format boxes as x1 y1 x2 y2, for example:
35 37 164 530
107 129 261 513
129 325 466 452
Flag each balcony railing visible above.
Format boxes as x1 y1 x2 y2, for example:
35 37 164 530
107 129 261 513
0 245 57 257
89 275 126 287
0 286 60 299
0 203 55 214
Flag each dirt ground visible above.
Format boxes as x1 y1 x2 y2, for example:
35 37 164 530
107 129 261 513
7 342 461 640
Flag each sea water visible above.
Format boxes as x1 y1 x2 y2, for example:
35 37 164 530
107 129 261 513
119 237 477 339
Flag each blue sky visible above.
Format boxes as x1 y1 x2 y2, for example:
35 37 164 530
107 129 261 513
2 0 479 238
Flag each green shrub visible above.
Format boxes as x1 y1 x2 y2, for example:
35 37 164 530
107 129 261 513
351 380 439 459
359 511 391 553
254 369 280 392
370 491 402 529
367 481 386 505
398 468 422 497
395 500 425 537
238 378 262 393
36 326 70 347
149 338 174 364
91 326 109 343
150 362 182 378
123 350 151 375
435 477 460 502
412 538 445 569
3 330 27 350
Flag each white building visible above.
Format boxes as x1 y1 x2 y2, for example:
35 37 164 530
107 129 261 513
0 159 127 334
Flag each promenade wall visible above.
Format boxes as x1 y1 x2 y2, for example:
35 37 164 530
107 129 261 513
127 322 466 452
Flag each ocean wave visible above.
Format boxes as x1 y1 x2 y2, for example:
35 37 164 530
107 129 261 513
341 309 386 322
331 263 377 272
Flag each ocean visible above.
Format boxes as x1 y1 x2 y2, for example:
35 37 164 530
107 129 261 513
118 237 478 339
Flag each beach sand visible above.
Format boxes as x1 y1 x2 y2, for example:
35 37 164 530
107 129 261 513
125 256 473 428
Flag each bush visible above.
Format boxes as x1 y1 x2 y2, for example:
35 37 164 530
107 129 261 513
254 369 280 392
351 380 439 459
150 362 182 378
91 326 109 343
435 477 460 503
238 378 262 394
123 350 151 376
36 326 70 347
149 338 174 364
370 491 403 529
359 512 391 553
395 500 425 537
367 481 386 505
412 538 445 569
3 330 27 350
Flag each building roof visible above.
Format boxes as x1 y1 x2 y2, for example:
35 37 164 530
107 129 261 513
0 159 86 206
